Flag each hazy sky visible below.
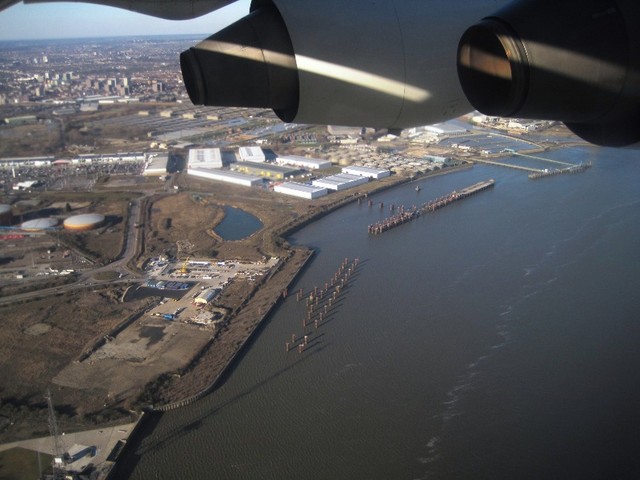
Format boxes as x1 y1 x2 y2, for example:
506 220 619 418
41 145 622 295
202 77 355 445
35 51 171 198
0 0 250 40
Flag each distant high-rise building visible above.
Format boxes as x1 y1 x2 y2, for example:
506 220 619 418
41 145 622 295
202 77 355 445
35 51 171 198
42 55 48 63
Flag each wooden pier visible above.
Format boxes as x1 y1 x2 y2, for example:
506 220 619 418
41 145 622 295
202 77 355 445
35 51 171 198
368 179 495 235
472 157 543 173
474 154 591 180
528 162 592 179
511 151 573 167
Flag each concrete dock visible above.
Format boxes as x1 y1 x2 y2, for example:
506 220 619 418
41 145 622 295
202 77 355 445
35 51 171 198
0 420 140 479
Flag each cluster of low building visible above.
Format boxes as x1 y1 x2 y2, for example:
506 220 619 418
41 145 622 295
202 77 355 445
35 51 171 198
142 256 279 326
187 146 392 199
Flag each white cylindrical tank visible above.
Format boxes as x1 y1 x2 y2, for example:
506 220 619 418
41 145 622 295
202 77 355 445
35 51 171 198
63 213 105 231
21 217 59 231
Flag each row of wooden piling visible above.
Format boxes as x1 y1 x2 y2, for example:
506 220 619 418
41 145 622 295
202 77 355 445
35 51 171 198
285 257 360 353
368 179 496 235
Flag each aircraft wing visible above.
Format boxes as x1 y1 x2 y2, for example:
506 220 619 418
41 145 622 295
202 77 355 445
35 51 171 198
1 0 639 147
0 0 235 20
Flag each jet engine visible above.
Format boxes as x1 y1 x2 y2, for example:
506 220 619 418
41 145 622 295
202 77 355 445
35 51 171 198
180 0 503 130
457 0 640 147
180 0 639 146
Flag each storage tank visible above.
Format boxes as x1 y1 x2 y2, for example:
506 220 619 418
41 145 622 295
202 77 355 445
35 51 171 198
21 217 59 231
0 204 12 226
63 213 105 231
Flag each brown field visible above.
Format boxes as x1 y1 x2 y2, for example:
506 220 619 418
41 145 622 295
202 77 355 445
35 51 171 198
0 288 154 442
0 170 408 444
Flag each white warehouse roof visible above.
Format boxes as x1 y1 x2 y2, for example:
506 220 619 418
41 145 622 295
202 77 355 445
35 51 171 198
342 165 391 179
188 168 263 187
188 148 223 169
143 154 168 176
276 155 331 170
312 173 368 191
274 182 328 199
238 146 265 163
195 288 219 304
424 122 468 135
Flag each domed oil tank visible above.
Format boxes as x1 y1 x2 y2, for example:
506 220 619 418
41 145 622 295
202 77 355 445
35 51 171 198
21 217 59 231
63 213 105 231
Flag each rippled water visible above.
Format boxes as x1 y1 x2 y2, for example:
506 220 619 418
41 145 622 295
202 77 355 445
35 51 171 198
118 146 640 480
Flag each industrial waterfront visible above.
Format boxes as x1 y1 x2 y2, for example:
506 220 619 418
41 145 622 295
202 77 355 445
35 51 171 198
115 145 640 480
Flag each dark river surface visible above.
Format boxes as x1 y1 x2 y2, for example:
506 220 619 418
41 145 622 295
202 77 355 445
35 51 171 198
120 146 640 480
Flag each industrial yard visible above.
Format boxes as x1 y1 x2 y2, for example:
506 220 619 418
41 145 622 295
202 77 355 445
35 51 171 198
0 163 406 448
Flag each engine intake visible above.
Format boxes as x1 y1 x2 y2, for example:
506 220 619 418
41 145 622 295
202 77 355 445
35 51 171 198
457 0 640 147
180 3 299 121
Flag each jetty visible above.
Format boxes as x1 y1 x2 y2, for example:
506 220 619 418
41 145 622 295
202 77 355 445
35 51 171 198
474 150 591 180
528 162 592 179
472 157 542 173
368 179 495 235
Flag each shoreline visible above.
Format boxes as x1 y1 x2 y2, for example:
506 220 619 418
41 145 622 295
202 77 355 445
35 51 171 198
102 164 476 476
0 164 473 478
153 247 315 411
147 163 474 408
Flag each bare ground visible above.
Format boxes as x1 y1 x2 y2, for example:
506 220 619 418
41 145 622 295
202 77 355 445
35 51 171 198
0 171 410 443
0 288 154 442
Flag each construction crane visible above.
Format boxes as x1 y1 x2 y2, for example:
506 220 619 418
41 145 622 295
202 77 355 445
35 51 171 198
180 256 190 275
45 389 67 480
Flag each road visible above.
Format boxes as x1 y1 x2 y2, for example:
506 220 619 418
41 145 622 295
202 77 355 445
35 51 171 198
0 194 149 306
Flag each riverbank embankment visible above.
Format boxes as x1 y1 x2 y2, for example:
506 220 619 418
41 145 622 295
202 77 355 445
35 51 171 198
139 163 475 409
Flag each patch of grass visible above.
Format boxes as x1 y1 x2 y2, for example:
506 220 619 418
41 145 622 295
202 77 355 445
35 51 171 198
93 271 120 281
0 447 53 480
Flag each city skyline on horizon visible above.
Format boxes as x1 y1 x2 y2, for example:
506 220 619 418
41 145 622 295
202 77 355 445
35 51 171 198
0 0 249 41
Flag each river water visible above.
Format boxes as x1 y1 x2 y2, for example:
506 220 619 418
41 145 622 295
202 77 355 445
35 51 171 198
119 146 640 480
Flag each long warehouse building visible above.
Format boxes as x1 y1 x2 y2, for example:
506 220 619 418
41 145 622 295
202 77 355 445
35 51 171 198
276 155 331 170
312 173 369 191
188 148 223 169
342 165 391 179
188 168 263 187
234 162 300 180
274 182 328 199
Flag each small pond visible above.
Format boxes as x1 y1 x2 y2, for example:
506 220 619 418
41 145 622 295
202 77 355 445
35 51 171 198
213 206 263 240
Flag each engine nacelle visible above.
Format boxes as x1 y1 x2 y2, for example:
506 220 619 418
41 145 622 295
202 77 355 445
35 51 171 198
457 0 640 147
180 0 504 129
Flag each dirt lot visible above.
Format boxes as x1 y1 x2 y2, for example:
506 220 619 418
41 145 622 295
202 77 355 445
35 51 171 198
0 171 408 444
0 288 154 442
53 313 213 405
